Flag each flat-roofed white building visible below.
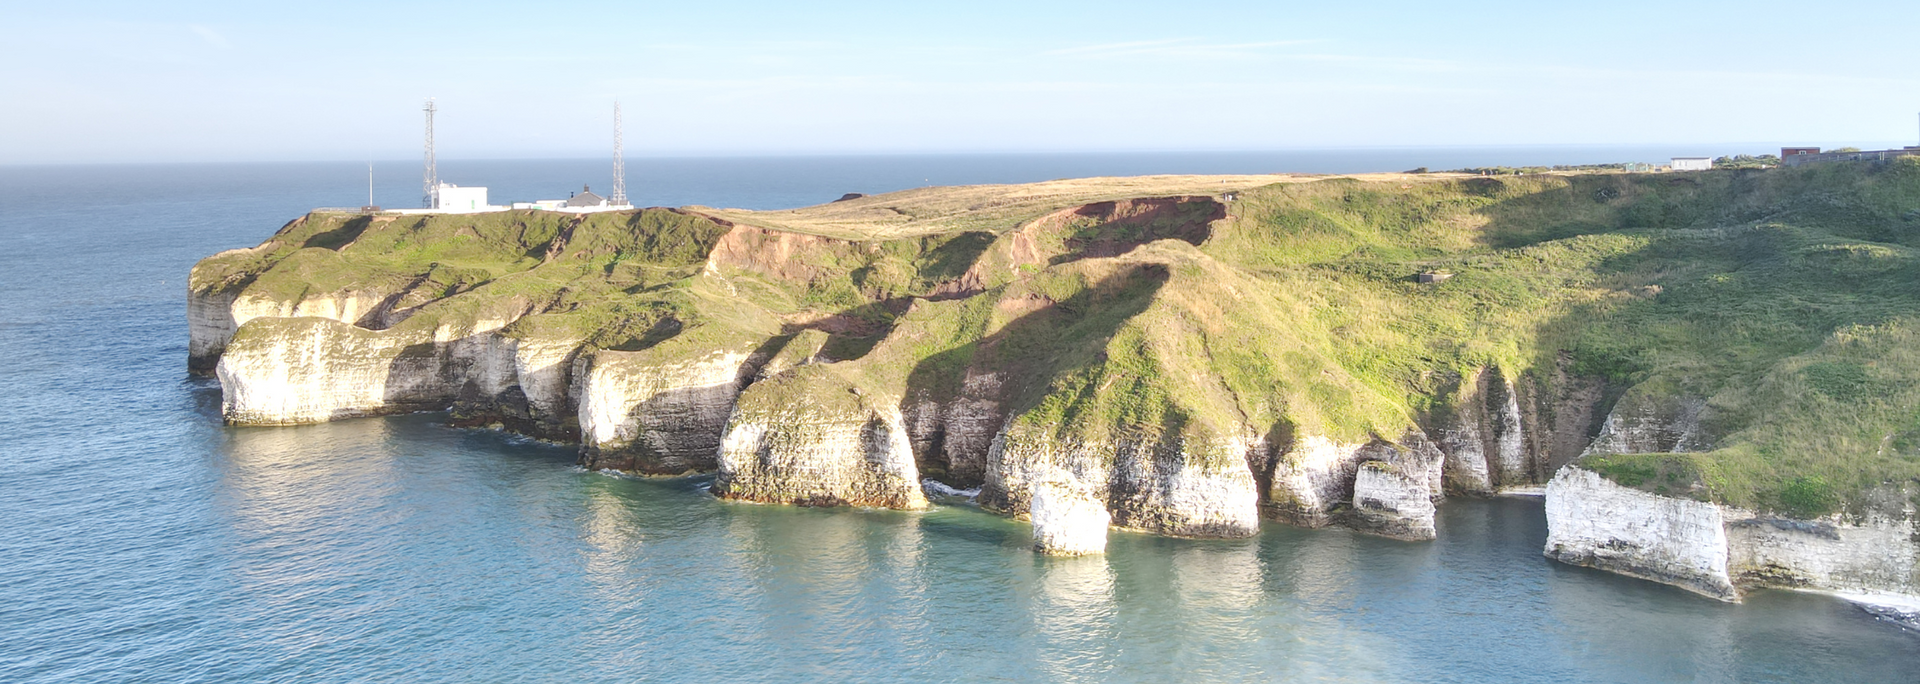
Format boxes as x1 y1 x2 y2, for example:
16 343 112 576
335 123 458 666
1671 157 1714 171
436 183 492 211
387 183 505 215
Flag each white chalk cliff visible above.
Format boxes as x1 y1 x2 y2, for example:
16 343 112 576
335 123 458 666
186 175 1920 613
1546 465 1920 603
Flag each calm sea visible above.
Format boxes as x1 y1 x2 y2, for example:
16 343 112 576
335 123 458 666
1 152 1915 683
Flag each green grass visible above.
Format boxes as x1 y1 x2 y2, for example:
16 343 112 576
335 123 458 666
1207 161 1920 512
197 160 1920 514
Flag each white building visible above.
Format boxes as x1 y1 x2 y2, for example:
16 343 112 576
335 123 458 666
435 183 494 211
388 183 504 214
385 182 631 216
1670 157 1714 171
519 185 633 214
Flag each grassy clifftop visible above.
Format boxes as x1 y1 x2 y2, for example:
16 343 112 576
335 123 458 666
195 162 1920 516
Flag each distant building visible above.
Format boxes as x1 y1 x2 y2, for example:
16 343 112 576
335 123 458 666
387 183 500 214
1416 272 1453 284
1781 147 1821 161
435 183 491 211
565 186 607 208
512 185 631 213
1670 157 1714 171
1782 147 1920 167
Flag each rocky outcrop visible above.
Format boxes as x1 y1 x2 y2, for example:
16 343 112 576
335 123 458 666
1424 368 1531 495
1348 461 1438 540
984 427 1261 538
712 367 928 509
1267 433 1442 527
1028 475 1111 555
576 341 764 475
1581 391 1710 457
217 314 521 425
1544 466 1739 600
1517 354 1617 479
448 334 583 439
903 368 1007 487
1543 465 1920 604
190 287 396 373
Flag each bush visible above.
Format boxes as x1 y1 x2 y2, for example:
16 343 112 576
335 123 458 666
1714 154 1779 170
1776 476 1839 517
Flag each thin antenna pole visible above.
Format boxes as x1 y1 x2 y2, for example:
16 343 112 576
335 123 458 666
422 99 438 209
611 101 627 206
368 159 374 209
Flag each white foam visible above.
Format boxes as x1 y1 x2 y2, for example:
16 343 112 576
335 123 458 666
1497 485 1547 499
921 479 982 501
594 468 640 480
1826 590 1920 631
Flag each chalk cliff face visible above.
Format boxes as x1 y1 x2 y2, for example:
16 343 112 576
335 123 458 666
1544 466 1740 600
1516 354 1617 480
1727 504 1919 596
191 286 397 373
1349 461 1438 540
1267 434 1443 528
712 366 927 509
448 334 583 440
1424 368 1533 495
193 169 1920 588
1545 466 1920 602
903 368 1006 487
577 342 762 475
218 317 436 425
217 310 524 425
984 427 1261 539
1028 475 1112 555
1581 390 1710 457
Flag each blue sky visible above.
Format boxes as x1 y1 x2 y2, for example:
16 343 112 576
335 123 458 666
4 0 1918 163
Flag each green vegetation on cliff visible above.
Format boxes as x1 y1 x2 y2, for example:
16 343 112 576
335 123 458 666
196 161 1920 515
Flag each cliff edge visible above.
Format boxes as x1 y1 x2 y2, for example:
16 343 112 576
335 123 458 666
190 164 1920 601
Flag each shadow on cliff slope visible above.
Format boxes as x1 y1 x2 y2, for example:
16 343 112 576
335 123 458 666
902 261 1171 487
1036 197 1223 265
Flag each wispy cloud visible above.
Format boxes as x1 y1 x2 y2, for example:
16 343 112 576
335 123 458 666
1043 38 1317 60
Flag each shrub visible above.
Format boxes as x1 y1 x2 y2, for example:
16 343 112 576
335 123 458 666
1776 476 1840 517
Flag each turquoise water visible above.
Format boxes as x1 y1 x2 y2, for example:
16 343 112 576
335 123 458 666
2 154 1916 683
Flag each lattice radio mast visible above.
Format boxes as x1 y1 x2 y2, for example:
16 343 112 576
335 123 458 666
610 101 627 206
422 99 438 209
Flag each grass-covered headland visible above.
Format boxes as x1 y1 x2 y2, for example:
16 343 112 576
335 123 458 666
195 163 1920 518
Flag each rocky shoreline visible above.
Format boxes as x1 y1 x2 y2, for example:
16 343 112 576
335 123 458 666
189 171 1920 618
